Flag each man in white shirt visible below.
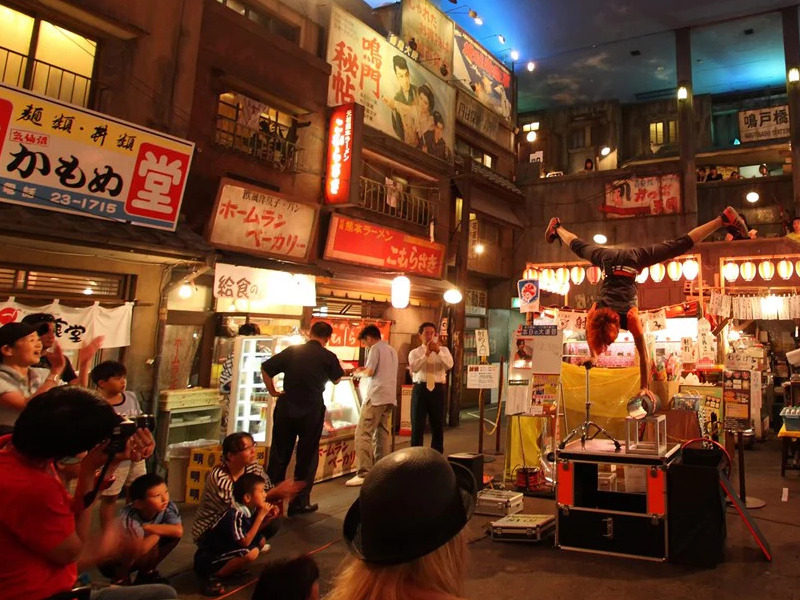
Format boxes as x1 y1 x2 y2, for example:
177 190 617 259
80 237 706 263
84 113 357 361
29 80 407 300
407 322 453 453
346 325 399 487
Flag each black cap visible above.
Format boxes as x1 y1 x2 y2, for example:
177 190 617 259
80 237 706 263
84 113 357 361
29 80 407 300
0 322 37 349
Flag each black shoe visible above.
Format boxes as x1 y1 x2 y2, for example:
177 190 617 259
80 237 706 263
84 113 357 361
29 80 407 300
134 570 170 585
288 502 319 516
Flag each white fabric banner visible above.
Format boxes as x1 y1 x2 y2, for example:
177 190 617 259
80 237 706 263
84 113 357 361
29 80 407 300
0 299 133 349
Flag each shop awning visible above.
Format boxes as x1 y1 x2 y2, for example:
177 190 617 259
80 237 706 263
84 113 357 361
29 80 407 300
470 190 525 228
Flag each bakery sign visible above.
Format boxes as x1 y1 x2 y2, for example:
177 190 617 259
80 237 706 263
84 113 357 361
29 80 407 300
324 214 445 278
325 103 363 205
207 178 316 260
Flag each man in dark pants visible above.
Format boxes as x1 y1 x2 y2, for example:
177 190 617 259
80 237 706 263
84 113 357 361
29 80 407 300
407 322 453 453
261 321 344 515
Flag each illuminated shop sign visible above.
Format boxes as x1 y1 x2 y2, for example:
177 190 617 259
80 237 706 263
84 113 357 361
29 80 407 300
325 103 363 205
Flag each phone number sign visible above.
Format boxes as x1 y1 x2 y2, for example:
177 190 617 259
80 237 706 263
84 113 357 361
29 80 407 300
0 83 194 231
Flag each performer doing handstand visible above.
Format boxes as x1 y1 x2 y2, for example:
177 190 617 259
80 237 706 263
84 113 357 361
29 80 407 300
545 206 749 399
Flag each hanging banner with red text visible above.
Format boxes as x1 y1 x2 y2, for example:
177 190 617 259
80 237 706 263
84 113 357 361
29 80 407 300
400 0 454 81
0 83 194 231
452 27 513 122
324 214 445 278
327 6 455 162
0 298 133 348
310 317 391 348
601 174 681 218
207 178 316 260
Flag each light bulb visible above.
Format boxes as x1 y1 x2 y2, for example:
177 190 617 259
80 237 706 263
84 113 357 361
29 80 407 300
510 50 519 61
593 234 607 244
444 288 463 304
178 284 193 299
527 61 535 72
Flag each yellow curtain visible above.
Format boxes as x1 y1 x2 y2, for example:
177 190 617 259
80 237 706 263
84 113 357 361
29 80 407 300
504 363 641 480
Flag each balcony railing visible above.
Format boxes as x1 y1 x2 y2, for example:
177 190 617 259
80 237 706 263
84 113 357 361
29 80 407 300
358 176 438 227
214 106 304 173
1 45 94 108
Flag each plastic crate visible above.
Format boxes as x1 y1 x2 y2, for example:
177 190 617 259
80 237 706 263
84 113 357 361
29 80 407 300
780 407 800 431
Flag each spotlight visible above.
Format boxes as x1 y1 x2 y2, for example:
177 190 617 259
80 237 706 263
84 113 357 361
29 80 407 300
746 191 759 203
510 50 520 61
600 145 611 156
178 284 193 299
474 243 485 254
790 67 800 83
593 233 607 244
677 86 688 100
527 61 535 72
444 288 463 304
474 15 483 25
525 130 537 142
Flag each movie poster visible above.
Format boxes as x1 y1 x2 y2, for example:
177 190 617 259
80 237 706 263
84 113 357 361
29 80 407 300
400 0 454 81
601 174 682 218
328 6 455 163
452 26 513 122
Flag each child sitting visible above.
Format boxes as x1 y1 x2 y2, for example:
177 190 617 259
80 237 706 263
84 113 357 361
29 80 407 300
252 554 320 600
194 473 280 595
109 473 183 585
90 360 147 529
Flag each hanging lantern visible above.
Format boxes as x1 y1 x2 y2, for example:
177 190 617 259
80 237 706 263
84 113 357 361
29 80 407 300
650 263 666 283
682 259 699 282
555 267 569 285
723 262 739 282
758 260 775 281
560 281 571 296
391 275 411 309
587 266 603 284
635 267 649 284
523 266 538 280
570 265 586 285
540 268 555 288
777 259 793 280
740 261 756 282
667 260 683 281
795 260 800 278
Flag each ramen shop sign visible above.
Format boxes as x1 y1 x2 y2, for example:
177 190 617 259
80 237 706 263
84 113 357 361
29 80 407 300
325 103 363 205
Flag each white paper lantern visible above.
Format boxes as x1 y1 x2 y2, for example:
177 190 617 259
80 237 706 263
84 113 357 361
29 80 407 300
777 260 793 280
555 267 569 285
570 266 586 285
635 267 649 284
650 263 666 283
391 276 410 308
723 262 739 282
740 261 756 282
682 259 699 282
758 260 775 281
667 261 683 281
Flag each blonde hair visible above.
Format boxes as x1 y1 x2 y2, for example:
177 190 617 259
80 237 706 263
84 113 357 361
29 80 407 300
326 531 467 600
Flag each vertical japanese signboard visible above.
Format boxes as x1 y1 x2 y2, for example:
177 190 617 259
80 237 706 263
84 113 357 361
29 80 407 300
325 103 363 205
452 27 513 122
601 174 681 218
738 105 790 142
0 83 194 231
400 0 454 81
327 6 455 162
207 178 316 261
723 369 752 431
324 214 445 278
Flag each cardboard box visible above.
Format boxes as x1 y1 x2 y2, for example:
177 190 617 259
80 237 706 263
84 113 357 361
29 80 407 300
185 466 210 504
190 445 223 469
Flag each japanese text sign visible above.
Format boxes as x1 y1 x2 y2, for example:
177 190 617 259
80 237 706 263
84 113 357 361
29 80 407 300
475 328 489 357
517 279 540 313
213 263 316 307
324 214 445 278
738 105 789 143
0 83 193 231
325 103 363 205
452 27 513 122
316 437 357 481
400 0 454 82
327 6 455 162
207 178 316 260
602 174 681 218
466 363 499 389
722 370 752 431
311 318 391 348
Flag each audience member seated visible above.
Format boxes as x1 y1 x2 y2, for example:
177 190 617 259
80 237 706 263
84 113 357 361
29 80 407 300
194 473 280 596
0 387 176 600
192 432 303 545
99 474 182 586
583 158 594 173
251 555 320 600
705 166 723 181
0 322 65 434
759 164 769 177
327 447 478 600
729 170 741 179
696 166 707 182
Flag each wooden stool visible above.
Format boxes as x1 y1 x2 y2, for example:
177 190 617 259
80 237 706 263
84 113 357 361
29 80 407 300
778 425 800 477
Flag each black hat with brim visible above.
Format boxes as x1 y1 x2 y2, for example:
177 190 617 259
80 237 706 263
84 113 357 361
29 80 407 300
0 322 36 349
343 446 477 565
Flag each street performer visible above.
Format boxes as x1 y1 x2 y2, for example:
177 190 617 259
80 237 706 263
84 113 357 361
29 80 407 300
545 206 749 399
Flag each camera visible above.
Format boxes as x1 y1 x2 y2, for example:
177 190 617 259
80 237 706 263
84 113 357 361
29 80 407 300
107 414 155 454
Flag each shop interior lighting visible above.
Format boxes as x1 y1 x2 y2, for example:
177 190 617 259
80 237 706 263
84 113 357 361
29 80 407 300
677 86 688 100
474 243 485 255
600 146 612 156
789 67 800 83
593 233 607 244
443 287 463 304
391 275 411 309
82 287 94 295
526 130 537 142
728 329 740 342
178 283 193 299
746 191 759 203
635 267 649 284
527 61 535 72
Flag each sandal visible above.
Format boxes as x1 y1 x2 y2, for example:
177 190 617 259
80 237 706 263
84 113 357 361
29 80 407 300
202 577 226 597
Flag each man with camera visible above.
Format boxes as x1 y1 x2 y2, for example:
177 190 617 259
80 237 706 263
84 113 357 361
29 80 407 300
0 386 175 600
407 322 453 453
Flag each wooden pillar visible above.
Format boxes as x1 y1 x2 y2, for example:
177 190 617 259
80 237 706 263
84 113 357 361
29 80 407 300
675 27 697 217
783 7 800 217
449 177 471 427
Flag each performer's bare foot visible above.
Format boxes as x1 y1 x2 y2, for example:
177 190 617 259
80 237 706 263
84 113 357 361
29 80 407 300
545 217 561 244
721 206 748 239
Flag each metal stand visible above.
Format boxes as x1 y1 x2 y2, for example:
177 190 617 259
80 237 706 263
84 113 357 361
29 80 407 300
558 361 621 451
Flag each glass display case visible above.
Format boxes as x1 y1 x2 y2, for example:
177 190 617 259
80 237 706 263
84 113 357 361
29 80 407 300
322 377 362 440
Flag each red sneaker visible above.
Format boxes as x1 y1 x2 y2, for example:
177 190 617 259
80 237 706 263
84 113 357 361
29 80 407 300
721 206 748 239
545 217 561 244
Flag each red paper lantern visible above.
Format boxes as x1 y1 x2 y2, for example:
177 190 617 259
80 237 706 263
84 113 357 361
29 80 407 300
587 266 603 284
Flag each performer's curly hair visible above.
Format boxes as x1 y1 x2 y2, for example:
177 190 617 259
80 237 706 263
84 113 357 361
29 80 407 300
587 307 620 357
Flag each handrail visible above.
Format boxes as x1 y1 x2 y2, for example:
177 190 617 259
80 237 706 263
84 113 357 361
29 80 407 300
358 176 437 227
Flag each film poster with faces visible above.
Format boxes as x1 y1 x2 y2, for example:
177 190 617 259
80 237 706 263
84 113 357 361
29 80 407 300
327 6 455 163
507 324 563 416
400 0 454 81
723 369 753 431
452 26 513 122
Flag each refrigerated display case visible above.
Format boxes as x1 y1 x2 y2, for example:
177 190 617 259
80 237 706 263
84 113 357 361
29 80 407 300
322 377 361 439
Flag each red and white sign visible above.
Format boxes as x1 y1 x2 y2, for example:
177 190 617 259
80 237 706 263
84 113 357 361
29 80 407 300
311 317 391 348
324 214 445 278
0 83 193 231
601 174 681 218
207 178 316 260
325 104 363 204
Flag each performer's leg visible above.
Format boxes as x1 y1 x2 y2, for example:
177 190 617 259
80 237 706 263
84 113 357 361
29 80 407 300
627 307 649 391
688 206 748 243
